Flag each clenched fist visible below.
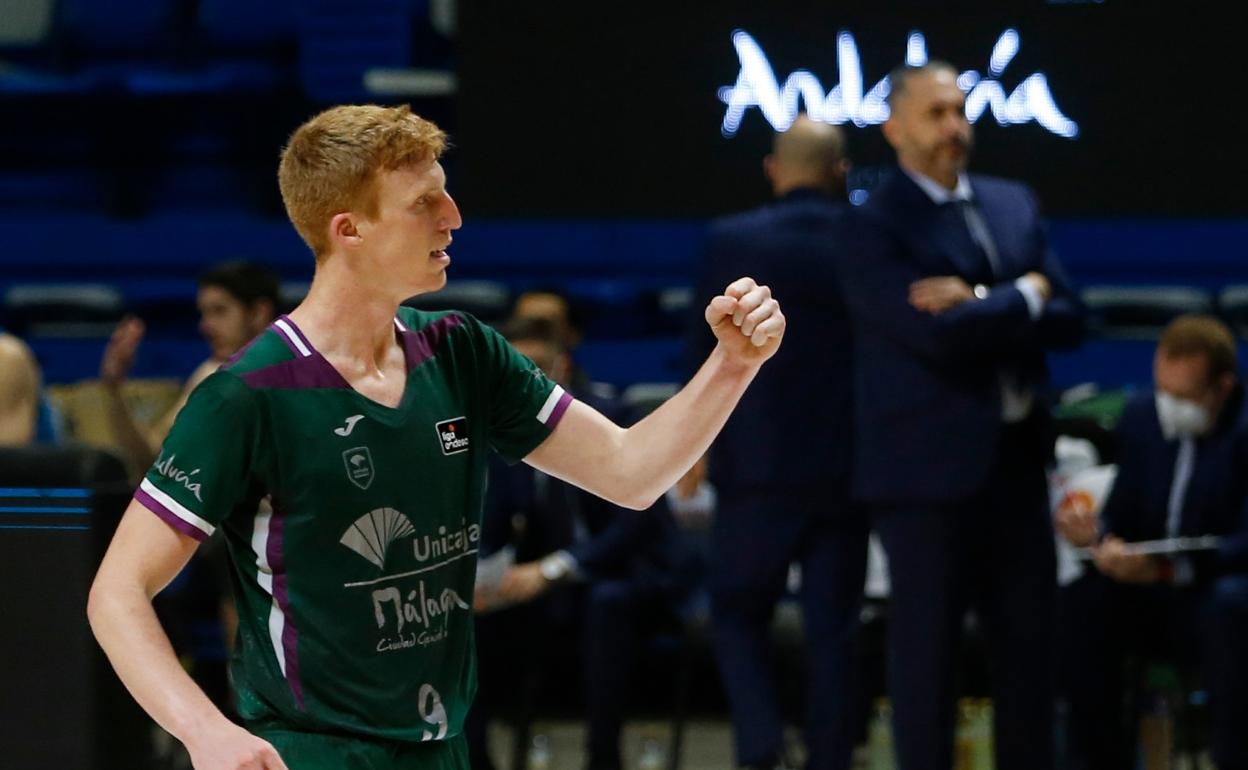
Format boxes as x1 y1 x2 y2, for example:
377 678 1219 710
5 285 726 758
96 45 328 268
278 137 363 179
705 277 786 366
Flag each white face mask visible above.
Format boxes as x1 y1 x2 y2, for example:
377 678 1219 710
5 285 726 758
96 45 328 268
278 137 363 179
1155 390 1212 440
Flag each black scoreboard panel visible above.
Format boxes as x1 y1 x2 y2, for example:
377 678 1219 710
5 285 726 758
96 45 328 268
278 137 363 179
456 1 1245 217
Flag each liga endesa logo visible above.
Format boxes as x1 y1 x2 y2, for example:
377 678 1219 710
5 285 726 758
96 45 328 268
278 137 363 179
719 28 1079 139
435 418 470 456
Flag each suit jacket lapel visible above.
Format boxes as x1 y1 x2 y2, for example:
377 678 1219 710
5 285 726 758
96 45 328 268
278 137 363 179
884 171 991 282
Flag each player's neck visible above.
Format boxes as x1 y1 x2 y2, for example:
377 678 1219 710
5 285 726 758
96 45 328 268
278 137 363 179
288 272 403 371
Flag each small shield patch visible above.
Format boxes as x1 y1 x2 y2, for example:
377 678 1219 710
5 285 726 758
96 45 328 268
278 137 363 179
343 446 375 490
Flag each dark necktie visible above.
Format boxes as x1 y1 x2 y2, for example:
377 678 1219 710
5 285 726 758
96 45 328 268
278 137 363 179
954 198 1001 278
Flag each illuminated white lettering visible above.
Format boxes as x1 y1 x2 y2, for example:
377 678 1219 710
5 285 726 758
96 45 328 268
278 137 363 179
719 28 1078 139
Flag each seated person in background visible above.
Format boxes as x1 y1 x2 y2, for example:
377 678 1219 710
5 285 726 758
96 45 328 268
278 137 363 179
511 289 584 354
469 318 701 770
99 260 280 477
510 288 614 400
665 453 716 534
0 328 64 445
0 332 47 446
1057 314 1248 770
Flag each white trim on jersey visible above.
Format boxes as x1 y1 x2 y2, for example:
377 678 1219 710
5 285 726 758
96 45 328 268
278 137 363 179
273 318 312 358
250 507 287 678
139 478 215 538
394 317 408 332
536 385 567 425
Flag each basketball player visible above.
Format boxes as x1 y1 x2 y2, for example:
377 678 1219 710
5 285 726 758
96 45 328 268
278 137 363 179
87 104 786 770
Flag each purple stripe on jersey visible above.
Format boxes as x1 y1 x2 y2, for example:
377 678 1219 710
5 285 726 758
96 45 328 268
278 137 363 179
134 488 210 542
268 498 305 708
398 313 465 371
546 391 575 429
240 358 350 390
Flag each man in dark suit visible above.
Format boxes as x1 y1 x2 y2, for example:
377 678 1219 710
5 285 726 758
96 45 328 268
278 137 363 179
1057 315 1248 770
690 115 867 770
834 62 1085 770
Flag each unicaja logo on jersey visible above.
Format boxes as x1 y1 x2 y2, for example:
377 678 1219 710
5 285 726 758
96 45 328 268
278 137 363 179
435 418 470 456
343 447 375 490
340 507 416 568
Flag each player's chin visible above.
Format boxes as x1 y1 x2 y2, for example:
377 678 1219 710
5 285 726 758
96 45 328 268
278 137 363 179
419 269 448 294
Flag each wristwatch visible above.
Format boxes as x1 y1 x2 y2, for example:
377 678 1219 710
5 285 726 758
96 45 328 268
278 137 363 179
973 283 990 300
539 551 575 582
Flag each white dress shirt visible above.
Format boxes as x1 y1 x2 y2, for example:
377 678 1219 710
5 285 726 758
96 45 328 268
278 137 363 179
1165 437 1198 585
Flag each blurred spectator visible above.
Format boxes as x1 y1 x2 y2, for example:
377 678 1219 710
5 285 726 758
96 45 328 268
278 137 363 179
666 453 715 533
835 62 1084 770
99 260 279 477
1058 315 1248 770
469 317 699 770
689 114 865 770
509 288 612 399
0 332 43 446
511 290 585 352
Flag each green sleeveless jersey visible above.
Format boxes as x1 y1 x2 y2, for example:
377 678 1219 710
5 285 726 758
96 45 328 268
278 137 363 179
134 308 572 744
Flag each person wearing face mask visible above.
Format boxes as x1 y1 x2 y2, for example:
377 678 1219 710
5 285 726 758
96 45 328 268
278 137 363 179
1056 314 1248 770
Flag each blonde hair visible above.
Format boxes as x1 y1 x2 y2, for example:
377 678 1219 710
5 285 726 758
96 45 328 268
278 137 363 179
278 104 447 257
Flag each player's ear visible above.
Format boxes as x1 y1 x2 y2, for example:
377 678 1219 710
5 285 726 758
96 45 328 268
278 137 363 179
330 212 364 251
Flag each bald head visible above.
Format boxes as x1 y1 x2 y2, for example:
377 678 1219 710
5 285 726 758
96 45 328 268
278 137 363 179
764 115 849 198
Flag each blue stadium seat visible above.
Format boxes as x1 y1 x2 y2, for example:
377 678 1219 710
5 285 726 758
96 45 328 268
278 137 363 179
1081 285 1213 340
1 283 123 337
1218 285 1248 339
294 0 413 102
196 0 297 54
403 280 512 323
56 0 189 59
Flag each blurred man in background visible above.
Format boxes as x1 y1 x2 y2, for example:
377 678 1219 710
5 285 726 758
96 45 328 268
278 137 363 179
690 115 865 770
511 290 585 356
509 288 615 401
1057 315 1248 770
471 317 700 770
835 62 1084 770
99 260 280 476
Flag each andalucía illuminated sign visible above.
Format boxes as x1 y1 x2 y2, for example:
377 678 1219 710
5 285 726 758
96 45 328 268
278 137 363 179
719 29 1079 139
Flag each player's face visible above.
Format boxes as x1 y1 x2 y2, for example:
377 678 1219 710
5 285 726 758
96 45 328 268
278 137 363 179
886 69 973 181
198 286 255 360
361 160 463 297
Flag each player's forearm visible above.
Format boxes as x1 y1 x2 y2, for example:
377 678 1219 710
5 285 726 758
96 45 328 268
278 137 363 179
87 577 231 745
103 385 159 475
613 344 758 508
